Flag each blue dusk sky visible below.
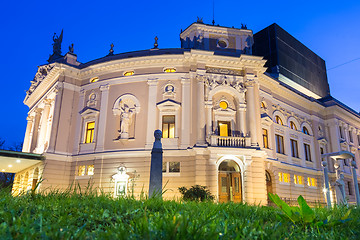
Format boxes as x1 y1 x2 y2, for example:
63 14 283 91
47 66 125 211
0 0 359 148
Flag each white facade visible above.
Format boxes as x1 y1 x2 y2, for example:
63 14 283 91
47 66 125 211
10 22 360 205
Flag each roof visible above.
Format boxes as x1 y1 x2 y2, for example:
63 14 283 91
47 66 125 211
0 150 44 173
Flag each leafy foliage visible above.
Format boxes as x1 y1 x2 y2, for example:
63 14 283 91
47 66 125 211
268 193 353 228
178 185 214 202
0 189 359 239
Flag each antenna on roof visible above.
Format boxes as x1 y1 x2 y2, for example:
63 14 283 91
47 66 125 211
212 0 215 25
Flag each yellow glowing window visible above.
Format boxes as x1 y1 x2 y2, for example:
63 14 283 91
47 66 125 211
283 173 290 183
278 172 283 182
85 121 95 143
218 121 230 137
294 175 303 185
262 128 268 148
219 101 228 110
78 165 86 176
164 68 176 73
123 71 134 76
290 121 297 130
162 115 175 138
307 177 317 187
261 102 266 109
87 165 94 175
90 77 99 83
275 116 283 125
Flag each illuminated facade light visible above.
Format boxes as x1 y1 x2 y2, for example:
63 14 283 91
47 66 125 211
16 159 21 163
8 165 12 168
90 77 99 83
123 71 134 76
164 68 176 73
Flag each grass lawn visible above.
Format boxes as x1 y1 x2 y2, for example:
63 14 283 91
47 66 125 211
0 190 359 239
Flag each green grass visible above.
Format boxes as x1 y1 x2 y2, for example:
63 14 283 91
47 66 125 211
0 189 359 239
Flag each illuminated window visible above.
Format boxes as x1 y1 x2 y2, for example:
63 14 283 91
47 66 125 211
294 175 304 185
307 177 317 187
219 101 228 110
275 134 284 154
261 102 266 109
290 139 299 158
290 121 297 130
123 71 134 76
77 165 94 176
163 162 180 173
164 68 176 73
84 121 95 143
275 116 283 125
302 127 309 135
304 144 312 161
218 121 231 137
78 165 86 176
87 165 94 175
262 128 269 148
162 115 175 138
278 172 290 183
90 77 99 83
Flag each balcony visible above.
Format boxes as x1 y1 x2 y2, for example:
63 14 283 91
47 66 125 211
210 135 251 148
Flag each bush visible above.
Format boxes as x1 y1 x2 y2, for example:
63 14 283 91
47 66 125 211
178 185 214 202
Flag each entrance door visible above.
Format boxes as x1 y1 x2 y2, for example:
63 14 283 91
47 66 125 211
218 121 231 137
231 172 242 203
218 172 230 203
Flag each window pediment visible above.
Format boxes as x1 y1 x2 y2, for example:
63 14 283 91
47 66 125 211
317 137 328 146
261 113 272 126
80 107 99 117
157 99 181 111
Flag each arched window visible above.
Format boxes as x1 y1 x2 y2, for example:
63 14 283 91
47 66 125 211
303 126 309 135
275 116 283 125
290 121 297 130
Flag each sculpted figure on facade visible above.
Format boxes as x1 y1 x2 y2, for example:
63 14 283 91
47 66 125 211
334 173 348 206
113 94 141 140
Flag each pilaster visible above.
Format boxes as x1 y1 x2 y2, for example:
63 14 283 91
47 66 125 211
95 84 110 152
30 108 42 153
35 99 52 153
145 79 159 149
22 116 34 152
196 73 206 146
47 83 64 153
180 77 191 148
73 89 86 154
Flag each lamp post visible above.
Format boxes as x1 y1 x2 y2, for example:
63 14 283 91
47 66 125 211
322 160 332 208
322 151 358 206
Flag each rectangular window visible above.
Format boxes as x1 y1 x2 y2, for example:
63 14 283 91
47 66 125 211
294 175 304 185
85 121 95 143
87 165 94 175
348 181 352 195
163 162 180 173
262 128 269 148
320 147 325 161
290 139 299 158
349 131 353 142
278 172 290 183
358 135 360 146
162 115 175 138
77 165 94 176
78 165 86 176
304 144 312 161
218 121 231 137
307 177 317 187
339 126 344 139
275 134 284 154
169 162 180 172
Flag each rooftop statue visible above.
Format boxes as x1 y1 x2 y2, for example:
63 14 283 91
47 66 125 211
48 29 64 62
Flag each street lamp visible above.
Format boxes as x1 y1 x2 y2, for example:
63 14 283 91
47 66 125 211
321 151 359 206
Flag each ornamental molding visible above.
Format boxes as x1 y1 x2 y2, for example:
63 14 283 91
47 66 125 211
205 67 244 76
26 64 55 96
205 73 246 95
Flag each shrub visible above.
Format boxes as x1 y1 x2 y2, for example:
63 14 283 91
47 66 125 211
178 185 214 202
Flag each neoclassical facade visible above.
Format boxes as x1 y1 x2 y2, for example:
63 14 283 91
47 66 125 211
8 21 360 205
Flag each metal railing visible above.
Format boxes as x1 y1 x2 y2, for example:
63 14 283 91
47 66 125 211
210 135 250 148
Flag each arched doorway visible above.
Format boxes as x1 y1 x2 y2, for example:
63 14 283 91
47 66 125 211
265 170 272 199
218 160 242 203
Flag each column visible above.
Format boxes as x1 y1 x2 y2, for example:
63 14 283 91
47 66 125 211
47 83 64 153
181 77 191 148
351 159 360 205
196 74 206 146
205 100 212 141
238 103 247 137
73 89 86 154
95 84 110 152
30 108 42 153
145 79 158 149
245 79 258 147
35 99 52 153
22 116 34 152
